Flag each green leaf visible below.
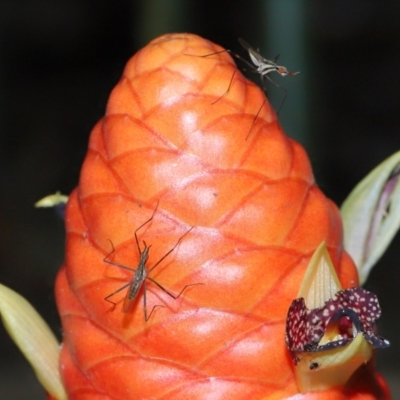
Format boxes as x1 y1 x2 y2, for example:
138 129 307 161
0 284 67 400
341 151 400 285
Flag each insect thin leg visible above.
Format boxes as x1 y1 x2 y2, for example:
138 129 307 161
261 74 288 115
143 279 148 320
186 47 261 102
104 282 131 310
184 49 230 58
104 240 137 272
245 99 266 141
147 277 203 300
245 74 288 140
184 47 258 77
147 226 194 274
143 280 164 321
145 304 165 321
134 201 160 253
211 69 237 105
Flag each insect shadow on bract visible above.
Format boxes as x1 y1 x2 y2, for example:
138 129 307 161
103 203 200 321
185 38 299 139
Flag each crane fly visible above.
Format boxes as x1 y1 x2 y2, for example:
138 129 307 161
103 205 200 321
185 38 299 139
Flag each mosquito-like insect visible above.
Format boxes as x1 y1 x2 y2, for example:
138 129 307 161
238 38 299 83
103 205 200 321
186 38 299 138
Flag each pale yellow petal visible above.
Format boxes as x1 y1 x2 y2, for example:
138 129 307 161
297 242 342 309
35 191 68 208
292 243 373 392
295 334 372 392
0 284 67 400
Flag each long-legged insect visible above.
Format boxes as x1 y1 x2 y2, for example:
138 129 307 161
103 205 199 321
238 38 299 83
237 38 299 138
186 38 299 138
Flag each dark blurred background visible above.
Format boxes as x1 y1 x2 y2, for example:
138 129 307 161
0 1 399 398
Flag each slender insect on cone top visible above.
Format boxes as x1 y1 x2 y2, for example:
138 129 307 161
55 33 390 399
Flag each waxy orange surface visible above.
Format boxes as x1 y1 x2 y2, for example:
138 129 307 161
55 33 390 399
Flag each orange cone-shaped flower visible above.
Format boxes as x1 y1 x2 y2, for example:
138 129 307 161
55 33 390 399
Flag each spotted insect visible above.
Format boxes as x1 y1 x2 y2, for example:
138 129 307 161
285 287 390 364
103 204 200 321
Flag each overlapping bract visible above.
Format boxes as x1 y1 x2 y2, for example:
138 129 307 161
55 33 388 399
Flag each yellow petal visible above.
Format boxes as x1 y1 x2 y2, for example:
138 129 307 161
295 334 373 392
0 284 67 400
35 191 68 208
292 242 373 392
